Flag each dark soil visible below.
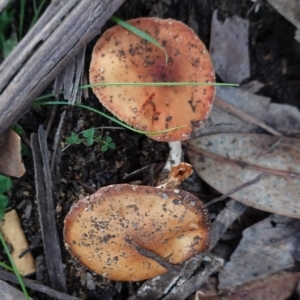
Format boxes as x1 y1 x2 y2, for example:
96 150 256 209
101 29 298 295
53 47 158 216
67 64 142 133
4 0 300 299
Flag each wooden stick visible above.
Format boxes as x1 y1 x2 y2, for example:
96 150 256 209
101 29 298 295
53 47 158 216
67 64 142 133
0 269 81 300
0 0 125 135
31 127 67 292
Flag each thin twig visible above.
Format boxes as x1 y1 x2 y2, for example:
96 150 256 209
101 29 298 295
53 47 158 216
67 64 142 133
125 237 181 274
215 97 282 136
46 105 58 135
0 269 81 300
123 165 151 180
51 110 66 172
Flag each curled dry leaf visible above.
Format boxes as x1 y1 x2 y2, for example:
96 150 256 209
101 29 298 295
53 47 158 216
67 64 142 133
157 162 193 188
64 184 211 281
0 129 25 177
186 133 300 218
218 214 300 290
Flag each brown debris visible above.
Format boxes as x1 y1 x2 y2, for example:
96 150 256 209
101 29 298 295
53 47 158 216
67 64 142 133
0 129 25 178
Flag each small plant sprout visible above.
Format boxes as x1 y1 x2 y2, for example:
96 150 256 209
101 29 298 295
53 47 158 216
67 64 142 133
64 128 115 152
99 136 116 152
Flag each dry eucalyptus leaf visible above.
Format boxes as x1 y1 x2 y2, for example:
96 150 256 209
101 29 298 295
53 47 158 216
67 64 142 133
0 279 32 300
266 0 300 39
0 129 25 177
218 214 300 290
239 80 265 94
196 87 271 136
186 133 300 218
196 87 300 137
197 270 300 300
209 10 250 83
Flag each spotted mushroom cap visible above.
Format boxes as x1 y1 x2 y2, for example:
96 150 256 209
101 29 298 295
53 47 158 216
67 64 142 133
89 18 215 142
64 184 211 281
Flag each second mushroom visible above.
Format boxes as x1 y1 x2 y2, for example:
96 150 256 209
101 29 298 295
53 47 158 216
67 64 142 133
64 184 211 281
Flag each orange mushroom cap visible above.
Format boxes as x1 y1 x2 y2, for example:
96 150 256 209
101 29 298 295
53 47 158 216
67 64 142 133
64 184 211 281
89 18 215 142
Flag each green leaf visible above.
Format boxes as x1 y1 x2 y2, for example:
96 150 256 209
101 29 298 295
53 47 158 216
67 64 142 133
109 142 116 149
105 136 112 143
21 143 29 156
0 194 9 218
82 128 95 139
86 136 94 146
111 16 168 65
66 132 81 145
0 174 12 194
101 144 109 152
95 136 103 142
0 8 15 33
11 124 25 136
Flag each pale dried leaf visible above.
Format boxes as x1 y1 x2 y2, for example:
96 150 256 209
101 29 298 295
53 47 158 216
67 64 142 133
186 133 300 218
196 87 300 137
267 103 300 135
1 210 36 276
0 279 33 300
209 10 250 83
240 80 265 94
0 129 25 177
218 215 300 290
197 87 271 136
266 0 300 34
197 270 300 300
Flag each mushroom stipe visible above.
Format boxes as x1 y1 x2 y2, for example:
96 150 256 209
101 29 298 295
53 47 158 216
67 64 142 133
64 184 211 281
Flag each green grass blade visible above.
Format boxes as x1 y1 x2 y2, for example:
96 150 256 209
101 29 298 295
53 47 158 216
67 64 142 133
29 0 47 30
0 261 14 272
110 16 168 65
32 101 185 135
83 82 238 88
19 0 26 38
35 81 238 102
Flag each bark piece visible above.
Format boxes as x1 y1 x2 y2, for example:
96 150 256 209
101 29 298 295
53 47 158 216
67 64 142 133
30 126 66 292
